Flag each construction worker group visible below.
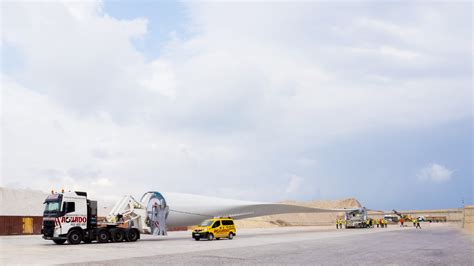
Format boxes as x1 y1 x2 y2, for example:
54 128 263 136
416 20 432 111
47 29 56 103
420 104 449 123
336 218 388 229
399 217 422 229
336 218 345 229
364 218 388 228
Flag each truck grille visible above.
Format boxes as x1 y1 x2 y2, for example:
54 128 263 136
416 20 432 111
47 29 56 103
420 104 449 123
42 220 55 237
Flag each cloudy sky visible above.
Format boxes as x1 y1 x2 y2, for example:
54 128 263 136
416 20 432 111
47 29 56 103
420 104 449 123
1 1 472 210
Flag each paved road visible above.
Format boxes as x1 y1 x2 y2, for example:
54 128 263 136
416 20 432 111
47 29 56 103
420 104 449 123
1 224 472 265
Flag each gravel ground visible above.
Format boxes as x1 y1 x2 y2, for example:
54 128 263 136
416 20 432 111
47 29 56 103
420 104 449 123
1 223 472 265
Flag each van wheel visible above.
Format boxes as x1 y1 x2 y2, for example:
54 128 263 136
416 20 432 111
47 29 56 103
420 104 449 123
228 233 234 239
53 239 66 245
207 233 214 241
98 230 110 243
67 229 83 245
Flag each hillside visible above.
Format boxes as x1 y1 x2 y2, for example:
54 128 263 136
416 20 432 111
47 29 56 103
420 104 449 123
235 198 362 228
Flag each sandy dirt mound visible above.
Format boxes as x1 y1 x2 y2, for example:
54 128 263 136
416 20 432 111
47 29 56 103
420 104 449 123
236 198 361 228
0 187 49 216
0 187 114 216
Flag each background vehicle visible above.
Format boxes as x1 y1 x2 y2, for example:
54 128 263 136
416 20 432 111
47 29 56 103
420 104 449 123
384 214 400 223
344 208 368 228
392 209 414 223
192 217 236 241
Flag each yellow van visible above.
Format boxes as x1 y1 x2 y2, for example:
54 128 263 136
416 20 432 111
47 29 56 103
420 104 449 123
192 217 236 241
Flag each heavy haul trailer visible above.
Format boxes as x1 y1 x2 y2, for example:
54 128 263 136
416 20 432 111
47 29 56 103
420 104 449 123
42 191 165 244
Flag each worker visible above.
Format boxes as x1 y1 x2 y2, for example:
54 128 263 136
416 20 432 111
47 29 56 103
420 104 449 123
413 218 416 227
416 219 421 229
336 219 339 229
400 218 404 227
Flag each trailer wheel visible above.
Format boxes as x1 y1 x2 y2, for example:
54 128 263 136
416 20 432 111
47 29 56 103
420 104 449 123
125 229 139 242
67 229 83 245
111 229 125 242
98 230 110 243
53 239 66 245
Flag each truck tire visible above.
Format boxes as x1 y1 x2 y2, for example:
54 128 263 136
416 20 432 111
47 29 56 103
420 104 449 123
111 229 125 242
53 239 66 245
125 229 139 242
67 229 83 245
98 230 110 243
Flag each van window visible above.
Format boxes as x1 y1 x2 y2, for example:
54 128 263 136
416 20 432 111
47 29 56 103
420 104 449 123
212 220 221 228
222 220 234 226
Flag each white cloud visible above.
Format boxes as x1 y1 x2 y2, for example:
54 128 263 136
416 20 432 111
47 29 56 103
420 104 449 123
1 1 471 203
417 164 454 183
139 60 177 99
286 175 304 194
92 178 113 187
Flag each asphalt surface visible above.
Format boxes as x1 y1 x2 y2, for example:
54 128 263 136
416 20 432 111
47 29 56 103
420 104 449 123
1 223 472 265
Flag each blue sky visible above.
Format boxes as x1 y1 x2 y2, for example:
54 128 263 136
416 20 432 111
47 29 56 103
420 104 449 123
104 1 189 60
1 1 472 210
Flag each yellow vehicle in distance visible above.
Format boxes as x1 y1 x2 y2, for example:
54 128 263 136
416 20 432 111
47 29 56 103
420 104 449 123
192 217 236 241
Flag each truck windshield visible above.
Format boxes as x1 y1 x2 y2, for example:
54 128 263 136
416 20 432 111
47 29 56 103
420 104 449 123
44 201 60 212
199 219 213 226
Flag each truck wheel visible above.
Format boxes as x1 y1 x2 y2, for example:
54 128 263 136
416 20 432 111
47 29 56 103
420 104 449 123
67 229 83 245
125 229 139 242
207 233 214 241
98 230 110 243
228 232 234 240
53 239 66 245
194 237 200 241
111 229 125 242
